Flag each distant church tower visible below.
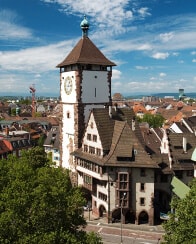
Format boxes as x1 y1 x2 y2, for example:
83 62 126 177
57 16 116 169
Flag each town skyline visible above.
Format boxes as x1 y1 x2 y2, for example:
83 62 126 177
0 0 196 95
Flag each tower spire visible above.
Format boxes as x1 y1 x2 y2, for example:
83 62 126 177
80 15 89 37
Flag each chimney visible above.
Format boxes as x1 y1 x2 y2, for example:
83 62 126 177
132 117 136 131
5 126 9 137
114 103 117 111
183 137 187 153
109 106 112 118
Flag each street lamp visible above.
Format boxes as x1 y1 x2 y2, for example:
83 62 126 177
120 193 126 244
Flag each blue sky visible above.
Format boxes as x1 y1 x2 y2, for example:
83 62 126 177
0 0 196 97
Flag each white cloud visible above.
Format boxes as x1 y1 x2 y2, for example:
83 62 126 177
150 77 156 80
135 66 149 70
112 69 122 79
178 60 184 64
137 7 151 18
191 51 196 55
0 39 75 72
172 52 179 56
151 52 169 60
192 59 196 63
159 72 166 77
159 32 174 42
41 0 136 34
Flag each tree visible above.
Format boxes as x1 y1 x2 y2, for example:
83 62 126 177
140 113 165 128
163 179 196 243
0 147 102 244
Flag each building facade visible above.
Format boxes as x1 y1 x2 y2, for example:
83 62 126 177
57 16 195 225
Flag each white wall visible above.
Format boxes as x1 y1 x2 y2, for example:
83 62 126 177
82 71 109 103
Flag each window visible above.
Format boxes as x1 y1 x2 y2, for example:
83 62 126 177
140 183 145 191
119 173 128 190
93 135 97 142
89 146 95 154
120 182 127 189
67 111 70 118
140 169 146 177
87 134 91 140
84 175 92 185
98 192 107 202
140 197 145 206
187 170 193 177
120 174 128 181
96 148 101 156
84 145 88 152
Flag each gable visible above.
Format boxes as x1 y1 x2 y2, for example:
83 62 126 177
83 113 102 151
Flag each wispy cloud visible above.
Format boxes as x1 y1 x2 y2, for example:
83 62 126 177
0 40 75 72
137 7 151 18
159 32 174 42
135 66 149 70
151 52 169 60
0 9 33 40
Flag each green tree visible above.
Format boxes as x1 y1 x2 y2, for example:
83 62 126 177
163 179 196 243
141 113 165 128
0 147 102 244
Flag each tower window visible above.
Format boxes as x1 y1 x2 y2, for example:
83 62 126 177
67 112 70 118
140 198 145 206
87 64 92 70
140 169 146 177
95 88 96 97
140 183 145 191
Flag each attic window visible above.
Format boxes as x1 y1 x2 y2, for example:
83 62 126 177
93 135 97 142
87 134 91 141
96 148 101 156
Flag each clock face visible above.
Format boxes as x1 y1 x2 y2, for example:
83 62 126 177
64 76 73 95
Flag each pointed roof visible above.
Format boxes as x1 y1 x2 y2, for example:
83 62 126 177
57 36 116 67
